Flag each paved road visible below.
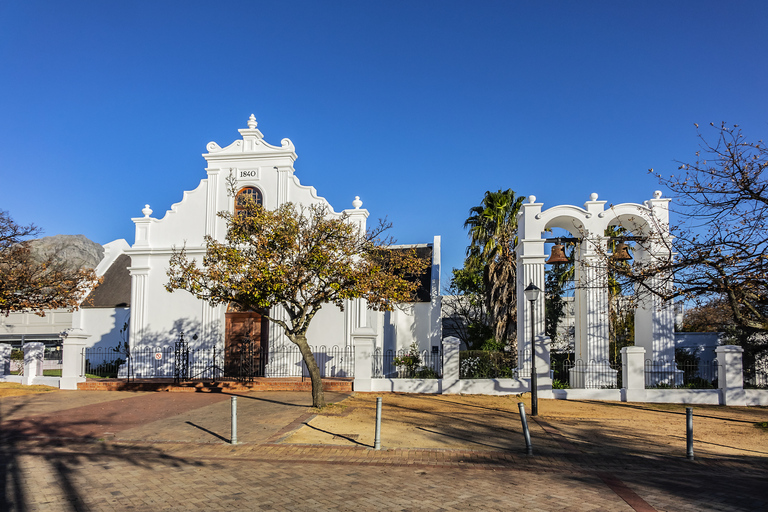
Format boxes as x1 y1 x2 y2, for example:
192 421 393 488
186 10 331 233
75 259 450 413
1 391 766 511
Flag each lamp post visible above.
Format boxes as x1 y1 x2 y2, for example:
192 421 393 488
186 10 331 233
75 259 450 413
524 282 541 416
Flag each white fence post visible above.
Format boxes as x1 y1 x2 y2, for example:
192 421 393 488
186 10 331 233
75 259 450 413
441 336 461 394
621 346 646 402
352 331 375 392
0 343 11 376
61 328 90 390
22 342 45 385
715 345 746 406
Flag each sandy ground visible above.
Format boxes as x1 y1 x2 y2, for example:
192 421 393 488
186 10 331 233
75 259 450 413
3 383 766 459
285 392 768 458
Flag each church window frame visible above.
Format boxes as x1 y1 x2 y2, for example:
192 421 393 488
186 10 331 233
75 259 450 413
235 186 263 215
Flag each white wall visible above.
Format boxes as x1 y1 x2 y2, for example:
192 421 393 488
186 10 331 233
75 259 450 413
0 309 73 335
80 307 130 349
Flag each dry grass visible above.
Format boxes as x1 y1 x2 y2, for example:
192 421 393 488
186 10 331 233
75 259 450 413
0 382 58 397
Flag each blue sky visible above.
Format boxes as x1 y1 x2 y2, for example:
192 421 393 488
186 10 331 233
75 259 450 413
1 1 766 281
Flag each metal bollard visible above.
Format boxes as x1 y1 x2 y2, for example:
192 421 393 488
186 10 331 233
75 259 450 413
374 397 382 450
231 396 238 445
686 407 694 461
518 402 533 455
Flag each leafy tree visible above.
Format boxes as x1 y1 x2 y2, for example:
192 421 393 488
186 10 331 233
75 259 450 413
0 211 98 316
442 266 492 350
166 198 426 408
679 299 733 332
618 123 768 332
463 189 525 356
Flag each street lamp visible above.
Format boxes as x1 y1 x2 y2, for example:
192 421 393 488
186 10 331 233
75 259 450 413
524 282 541 416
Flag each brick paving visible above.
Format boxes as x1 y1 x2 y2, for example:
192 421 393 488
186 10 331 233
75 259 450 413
1 390 767 511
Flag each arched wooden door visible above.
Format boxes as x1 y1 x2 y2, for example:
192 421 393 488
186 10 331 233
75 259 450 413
225 307 269 378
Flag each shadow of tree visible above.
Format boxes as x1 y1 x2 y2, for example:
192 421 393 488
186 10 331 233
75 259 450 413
0 398 209 512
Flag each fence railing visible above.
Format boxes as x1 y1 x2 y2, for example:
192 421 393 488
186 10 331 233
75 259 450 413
372 347 442 378
744 359 768 389
460 350 517 379
83 344 354 381
551 359 622 389
645 359 719 389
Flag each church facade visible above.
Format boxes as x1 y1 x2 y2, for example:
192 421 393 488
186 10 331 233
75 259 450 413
123 115 442 378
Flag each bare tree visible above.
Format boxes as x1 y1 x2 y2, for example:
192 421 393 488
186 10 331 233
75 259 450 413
613 123 768 331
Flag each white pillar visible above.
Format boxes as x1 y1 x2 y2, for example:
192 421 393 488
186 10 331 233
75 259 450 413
715 345 746 406
633 242 681 386
441 336 461 394
128 266 149 348
516 196 546 372
352 334 375 392
0 343 11 376
621 346 646 402
517 258 546 372
570 239 617 388
61 329 90 390
22 342 45 385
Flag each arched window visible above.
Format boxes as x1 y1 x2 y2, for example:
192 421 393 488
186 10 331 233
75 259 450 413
235 187 263 215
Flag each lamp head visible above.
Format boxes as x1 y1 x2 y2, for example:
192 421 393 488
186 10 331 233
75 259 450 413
524 282 541 303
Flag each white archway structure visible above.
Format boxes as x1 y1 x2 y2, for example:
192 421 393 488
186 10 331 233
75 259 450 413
516 191 676 388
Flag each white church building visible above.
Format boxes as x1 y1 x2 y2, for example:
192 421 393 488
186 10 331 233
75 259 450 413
122 115 442 379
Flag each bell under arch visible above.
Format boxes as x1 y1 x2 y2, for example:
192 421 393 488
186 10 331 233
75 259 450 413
515 191 675 389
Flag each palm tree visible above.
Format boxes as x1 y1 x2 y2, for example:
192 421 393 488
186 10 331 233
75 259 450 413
464 189 525 355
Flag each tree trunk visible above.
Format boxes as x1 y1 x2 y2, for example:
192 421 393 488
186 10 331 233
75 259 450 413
290 334 326 408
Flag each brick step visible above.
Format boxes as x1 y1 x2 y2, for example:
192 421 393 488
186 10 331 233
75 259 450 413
77 377 353 393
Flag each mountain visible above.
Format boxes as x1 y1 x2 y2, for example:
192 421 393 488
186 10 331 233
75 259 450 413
28 235 104 270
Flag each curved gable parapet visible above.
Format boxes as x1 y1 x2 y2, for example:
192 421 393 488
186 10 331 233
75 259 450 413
158 179 207 222
204 136 297 157
203 117 298 163
288 174 339 214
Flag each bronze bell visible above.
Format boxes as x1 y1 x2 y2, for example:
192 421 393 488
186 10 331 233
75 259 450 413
612 242 632 261
546 243 569 264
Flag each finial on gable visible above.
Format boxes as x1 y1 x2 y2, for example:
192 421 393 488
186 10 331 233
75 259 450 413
142 204 153 217
353 196 363 209
247 114 257 129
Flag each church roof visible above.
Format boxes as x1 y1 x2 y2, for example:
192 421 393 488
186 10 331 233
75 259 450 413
81 254 131 308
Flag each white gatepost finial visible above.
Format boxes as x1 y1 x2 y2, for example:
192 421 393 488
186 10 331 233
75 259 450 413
589 192 599 201
653 190 662 199
528 195 536 204
352 196 363 209
142 204 153 217
247 114 257 129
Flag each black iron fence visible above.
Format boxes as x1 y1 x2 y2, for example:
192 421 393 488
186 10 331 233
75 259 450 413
551 359 622 389
372 347 442 378
645 360 719 389
744 359 768 389
83 343 354 381
459 350 517 379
